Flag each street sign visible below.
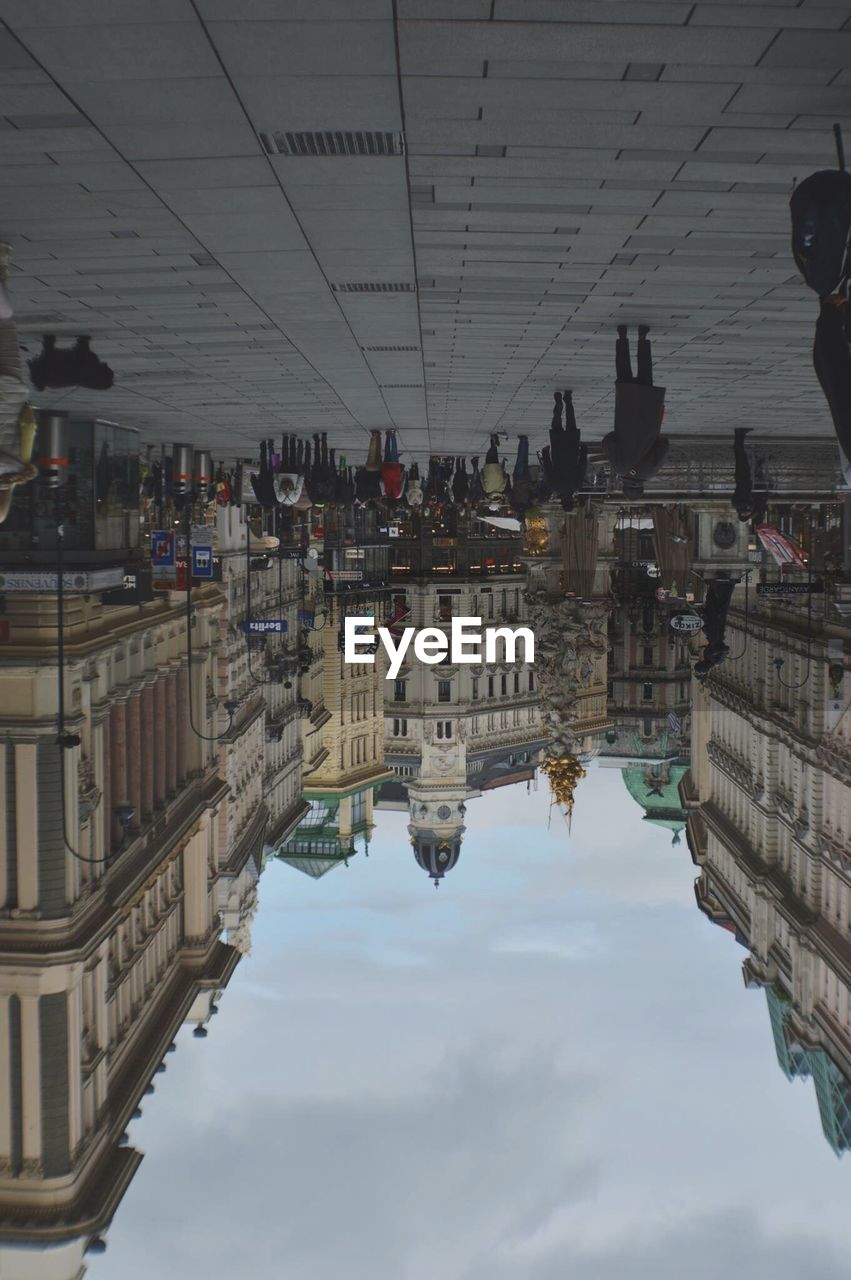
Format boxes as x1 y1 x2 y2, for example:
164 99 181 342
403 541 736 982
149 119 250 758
102 571 154 606
239 619 288 635
297 609 315 627
670 614 704 633
151 530 175 568
191 545 214 579
0 569 124 593
329 570 363 581
757 582 824 596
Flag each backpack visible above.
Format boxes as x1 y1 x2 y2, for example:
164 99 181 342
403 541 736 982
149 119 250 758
790 165 851 298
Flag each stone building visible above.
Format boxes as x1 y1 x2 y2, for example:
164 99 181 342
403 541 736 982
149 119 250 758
685 593 851 1155
279 591 392 881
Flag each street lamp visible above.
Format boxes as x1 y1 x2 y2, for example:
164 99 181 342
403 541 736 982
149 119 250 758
178 445 240 742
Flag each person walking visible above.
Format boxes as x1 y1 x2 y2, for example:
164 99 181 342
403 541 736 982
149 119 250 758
381 428 405 500
406 461 424 508
549 390 587 510
730 427 766 523
452 457 470 505
602 325 668 497
0 246 37 524
694 575 738 679
482 434 508 509
365 428 382 472
813 295 851 459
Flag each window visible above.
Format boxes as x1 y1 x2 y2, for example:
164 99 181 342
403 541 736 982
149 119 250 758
436 720 452 740
393 718 407 737
528 671 535 693
643 645 654 667
488 676 495 698
472 678 479 701
394 679 406 703
513 672 520 694
438 680 451 703
438 594 452 622
500 674 507 696
643 717 653 736
642 682 653 701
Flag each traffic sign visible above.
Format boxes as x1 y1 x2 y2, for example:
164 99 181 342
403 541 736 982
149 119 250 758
670 614 704 633
239 619 288 635
757 582 824 596
151 530 175 567
191 545 214 579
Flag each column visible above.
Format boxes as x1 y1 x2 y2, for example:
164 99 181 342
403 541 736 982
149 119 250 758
154 676 167 807
100 713 110 867
14 744 38 911
90 713 106 869
126 692 142 831
19 994 41 1172
182 829 211 943
0 742 6 910
176 663 188 785
110 701 127 852
141 684 155 820
0 994 11 1168
165 670 178 797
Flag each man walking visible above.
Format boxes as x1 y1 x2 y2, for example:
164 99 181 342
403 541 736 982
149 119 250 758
602 325 668 497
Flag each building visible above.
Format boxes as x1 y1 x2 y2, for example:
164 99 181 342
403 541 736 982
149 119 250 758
279 591 392 881
379 520 546 884
685 589 851 1155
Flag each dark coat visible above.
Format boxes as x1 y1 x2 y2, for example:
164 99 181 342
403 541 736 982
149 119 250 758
605 382 667 476
813 302 851 458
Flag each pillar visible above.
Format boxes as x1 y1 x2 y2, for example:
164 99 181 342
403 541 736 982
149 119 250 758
0 742 6 910
126 692 142 831
176 663 188 785
110 701 127 851
165 670 178 797
0 994 11 1166
141 684 155 820
14 744 38 911
154 676 167 807
19 994 41 1171
182 829 211 944
100 712 110 866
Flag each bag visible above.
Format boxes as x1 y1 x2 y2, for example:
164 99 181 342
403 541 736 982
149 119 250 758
790 168 851 297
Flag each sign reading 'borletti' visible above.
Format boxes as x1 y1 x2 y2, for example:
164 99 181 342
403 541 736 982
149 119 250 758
344 616 535 680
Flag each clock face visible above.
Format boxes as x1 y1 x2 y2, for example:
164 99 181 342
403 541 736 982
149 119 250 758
437 804 452 820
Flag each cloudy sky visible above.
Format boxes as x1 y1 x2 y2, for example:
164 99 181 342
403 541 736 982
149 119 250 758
94 768 851 1280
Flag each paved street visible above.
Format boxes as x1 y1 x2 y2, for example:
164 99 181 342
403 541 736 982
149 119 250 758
0 1 849 457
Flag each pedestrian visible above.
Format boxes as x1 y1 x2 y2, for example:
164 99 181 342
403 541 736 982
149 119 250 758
549 390 588 510
601 325 668 497
0 246 37 524
693 576 738 679
274 433 305 507
406 461 424 508
482 434 508 509
381 428 405 500
365 428 382 471
812 295 851 459
452 457 470 505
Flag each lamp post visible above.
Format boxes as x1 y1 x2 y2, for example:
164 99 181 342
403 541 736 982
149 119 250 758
773 555 815 690
178 444 239 742
45 415 135 866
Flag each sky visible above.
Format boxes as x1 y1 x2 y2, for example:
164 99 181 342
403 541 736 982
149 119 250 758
90 767 851 1280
